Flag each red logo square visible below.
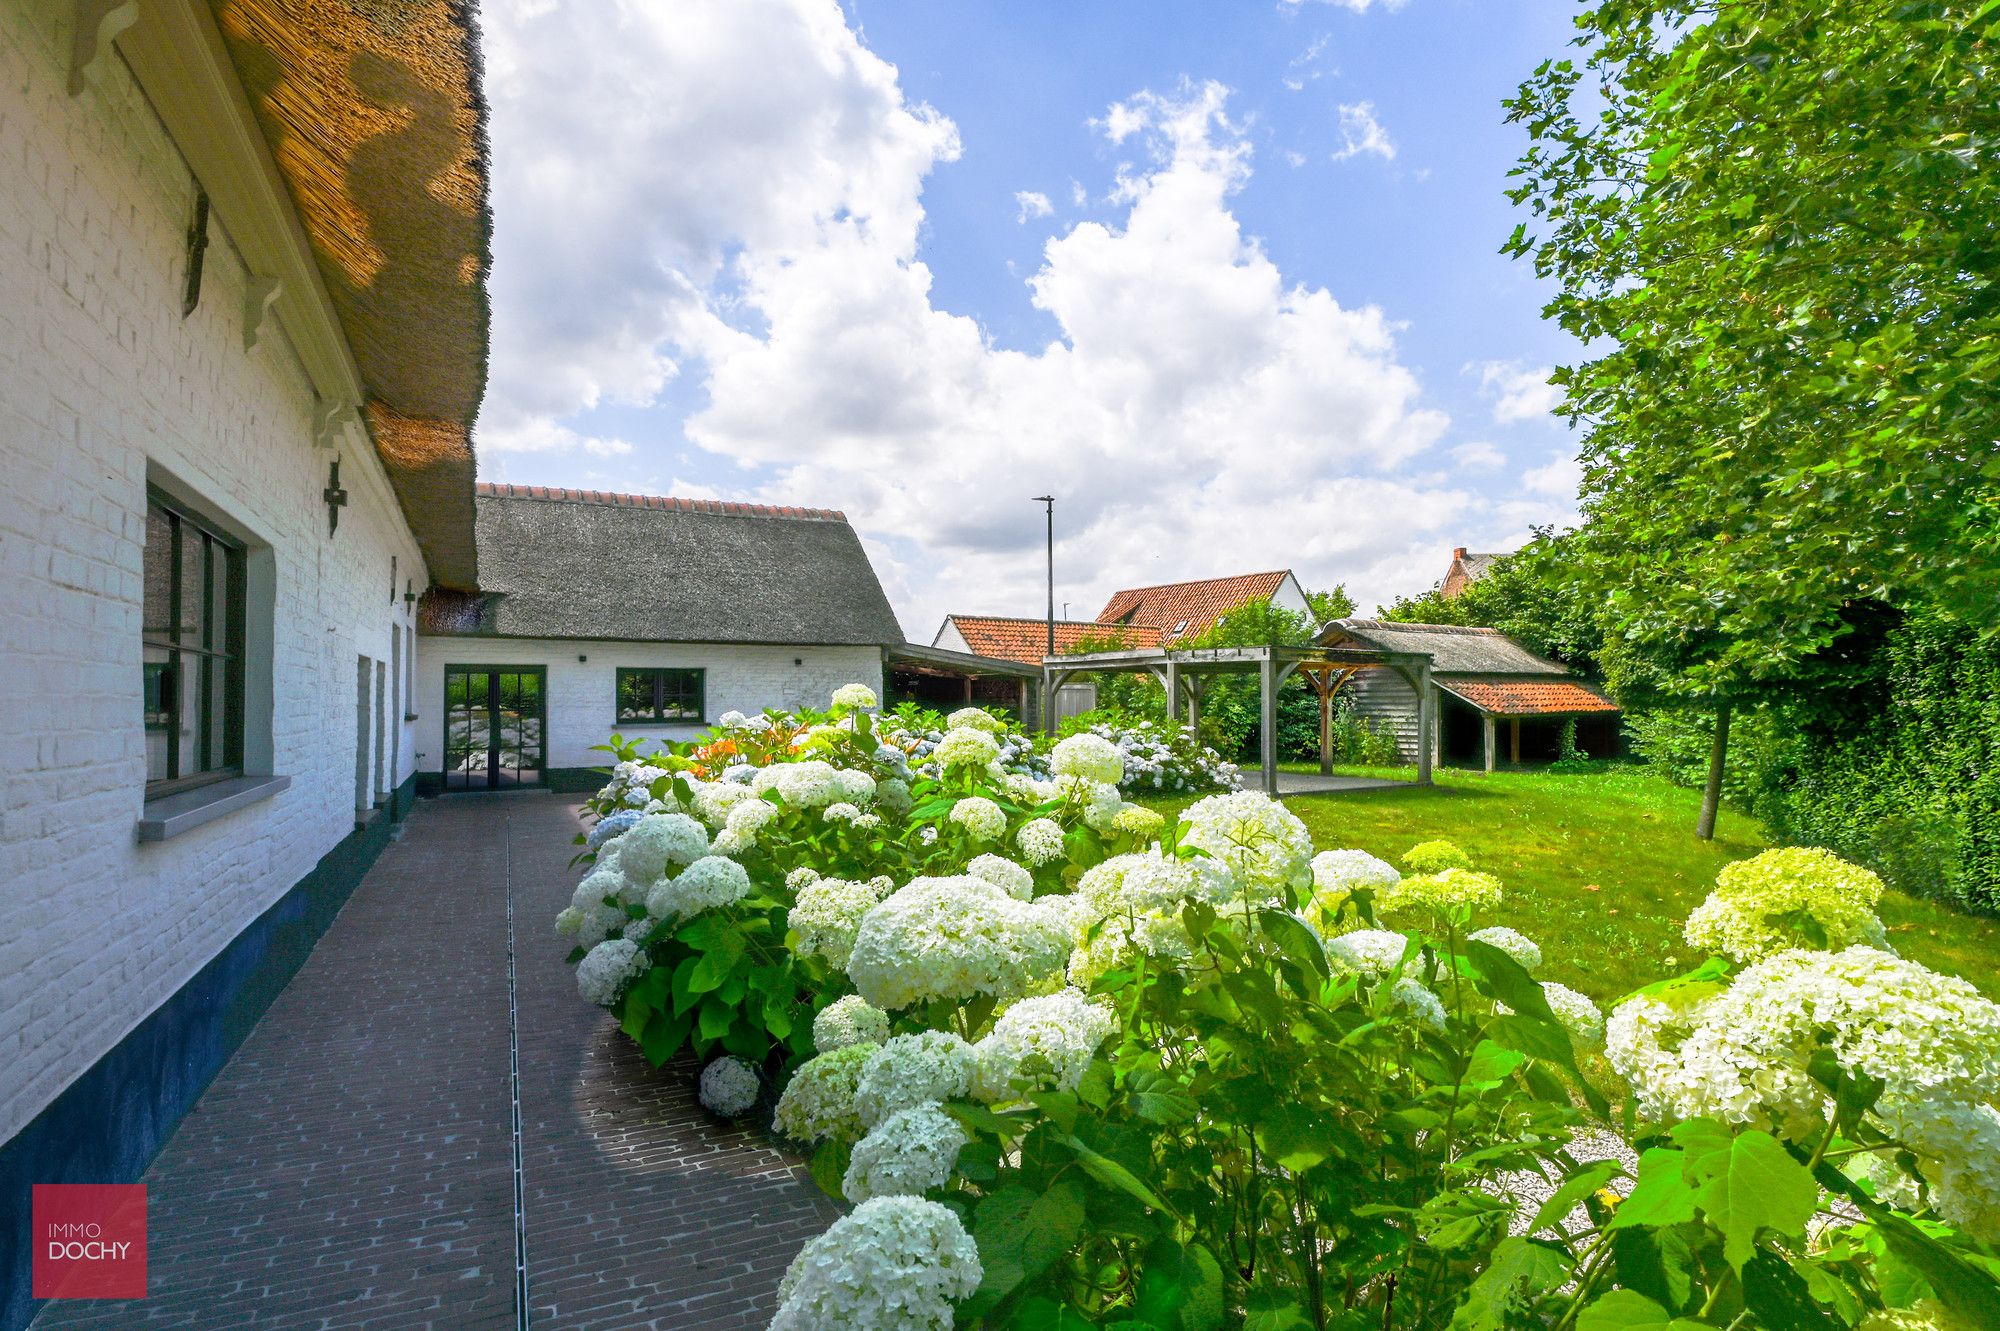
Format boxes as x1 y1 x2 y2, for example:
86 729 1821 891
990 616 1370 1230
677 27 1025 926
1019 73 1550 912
31 1184 147 1299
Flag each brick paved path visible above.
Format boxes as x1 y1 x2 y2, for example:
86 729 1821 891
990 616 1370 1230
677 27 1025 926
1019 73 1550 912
32 793 836 1330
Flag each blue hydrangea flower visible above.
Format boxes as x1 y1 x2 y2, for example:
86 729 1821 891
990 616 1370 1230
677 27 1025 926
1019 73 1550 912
586 808 643 850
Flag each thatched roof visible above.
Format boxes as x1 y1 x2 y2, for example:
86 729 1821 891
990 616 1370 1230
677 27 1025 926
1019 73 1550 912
210 0 489 587
1320 619 1569 676
420 486 905 646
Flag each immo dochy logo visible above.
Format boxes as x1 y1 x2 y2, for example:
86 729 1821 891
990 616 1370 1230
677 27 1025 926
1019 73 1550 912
32 1184 147 1299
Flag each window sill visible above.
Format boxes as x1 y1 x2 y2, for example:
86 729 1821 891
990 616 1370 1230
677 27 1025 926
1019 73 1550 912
615 720 707 729
137 774 292 843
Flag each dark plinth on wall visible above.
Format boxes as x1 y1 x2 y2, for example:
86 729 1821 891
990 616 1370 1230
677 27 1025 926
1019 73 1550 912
0 775 415 1331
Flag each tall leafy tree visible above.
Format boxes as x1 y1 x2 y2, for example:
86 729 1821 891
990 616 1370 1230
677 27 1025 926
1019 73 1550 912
1507 0 2000 834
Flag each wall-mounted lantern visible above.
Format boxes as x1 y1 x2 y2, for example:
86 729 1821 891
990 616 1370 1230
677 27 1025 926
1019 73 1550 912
323 459 349 536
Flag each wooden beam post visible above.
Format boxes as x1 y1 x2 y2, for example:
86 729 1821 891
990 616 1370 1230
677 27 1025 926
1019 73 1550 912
1510 718 1521 764
1315 671 1335 776
1259 653 1279 796
1187 678 1202 737
1415 662 1434 786
1483 714 1496 774
1163 660 1181 734
1018 678 1030 724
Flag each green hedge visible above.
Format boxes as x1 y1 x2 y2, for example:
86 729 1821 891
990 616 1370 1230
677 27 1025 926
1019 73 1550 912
1768 609 1999 913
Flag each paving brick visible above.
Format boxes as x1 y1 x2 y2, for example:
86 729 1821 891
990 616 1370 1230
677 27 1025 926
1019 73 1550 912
30 793 839 1329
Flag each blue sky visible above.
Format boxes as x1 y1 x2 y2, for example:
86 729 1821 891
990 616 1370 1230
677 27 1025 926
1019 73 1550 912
478 0 1584 634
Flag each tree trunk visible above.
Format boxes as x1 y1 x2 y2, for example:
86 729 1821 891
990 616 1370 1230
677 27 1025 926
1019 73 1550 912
1696 701 1731 841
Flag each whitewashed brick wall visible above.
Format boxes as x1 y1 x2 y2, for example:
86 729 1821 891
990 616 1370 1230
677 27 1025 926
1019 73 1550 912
413 638 885 773
0 5 427 1143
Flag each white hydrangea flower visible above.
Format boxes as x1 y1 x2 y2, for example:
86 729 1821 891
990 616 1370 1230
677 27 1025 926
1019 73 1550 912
774 1042 877 1144
1311 849 1401 896
1683 846 1888 964
698 1056 760 1117
832 683 880 711
1391 978 1448 1030
947 796 1006 841
752 759 844 809
971 989 1116 1102
717 709 750 729
576 939 645 1006
791 877 882 971
1051 733 1125 785
833 768 878 804
854 1031 976 1128
770 1196 982 1331
1469 926 1543 973
645 855 752 920
823 802 864 823
725 798 779 840
787 866 822 891
1540 981 1604 1048
1381 867 1505 919
1326 929 1414 978
571 869 624 915
1606 946 2000 1151
1015 818 1067 865
1888 1100 2000 1240
1111 805 1165 840
709 827 751 856
966 853 1035 900
843 1104 967 1203
618 813 711 884
933 727 1001 769
867 875 896 898
875 777 913 816
689 779 756 828
814 995 891 1053
553 906 584 938
1179 791 1314 901
847 877 1070 1011
945 706 1003 733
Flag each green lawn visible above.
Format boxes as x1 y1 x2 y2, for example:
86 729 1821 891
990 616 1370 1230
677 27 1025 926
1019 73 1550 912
1149 766 2000 1002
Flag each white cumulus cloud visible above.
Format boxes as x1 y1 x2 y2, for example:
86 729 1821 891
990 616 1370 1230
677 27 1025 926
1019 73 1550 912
1331 101 1396 162
478 1 1520 627
1471 360 1565 424
1014 190 1054 222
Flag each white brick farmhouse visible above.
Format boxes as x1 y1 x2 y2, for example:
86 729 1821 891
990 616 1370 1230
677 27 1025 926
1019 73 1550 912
415 484 905 791
0 3 488 1323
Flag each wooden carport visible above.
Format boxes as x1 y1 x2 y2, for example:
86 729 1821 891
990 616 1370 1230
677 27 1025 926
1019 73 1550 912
1042 644 1437 795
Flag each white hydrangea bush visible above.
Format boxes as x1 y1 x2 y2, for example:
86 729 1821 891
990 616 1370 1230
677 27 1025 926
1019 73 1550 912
561 685 1995 1330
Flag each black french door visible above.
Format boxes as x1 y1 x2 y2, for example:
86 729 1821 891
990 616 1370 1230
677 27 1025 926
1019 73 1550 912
443 666 546 790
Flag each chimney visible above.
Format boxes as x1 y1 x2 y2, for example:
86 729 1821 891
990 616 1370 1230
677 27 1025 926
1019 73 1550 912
1452 547 1468 562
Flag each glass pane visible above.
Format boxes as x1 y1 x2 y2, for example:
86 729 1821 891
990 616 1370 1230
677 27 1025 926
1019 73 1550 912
178 527 205 646
177 646 200 775
617 671 654 722
143 505 173 637
207 538 230 652
144 645 173 782
660 669 701 720
206 654 228 771
517 674 542 766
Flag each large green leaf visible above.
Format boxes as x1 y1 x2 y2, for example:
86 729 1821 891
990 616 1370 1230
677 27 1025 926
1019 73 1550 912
1064 1136 1171 1213
975 1180 1087 1284
1607 1148 1698 1232
1576 1289 1707 1331
1528 1159 1621 1237
1670 1121 1818 1271
1452 1237 1571 1331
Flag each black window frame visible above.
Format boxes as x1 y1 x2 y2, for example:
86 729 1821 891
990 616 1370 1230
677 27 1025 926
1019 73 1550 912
615 667 705 725
143 490 247 798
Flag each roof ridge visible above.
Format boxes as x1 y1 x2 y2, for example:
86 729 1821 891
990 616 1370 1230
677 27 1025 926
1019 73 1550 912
474 482 847 522
1106 569 1289 597
951 614 1130 627
1343 618 1502 636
